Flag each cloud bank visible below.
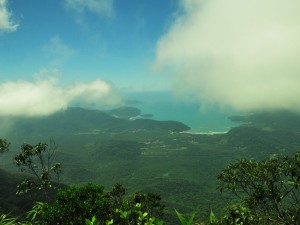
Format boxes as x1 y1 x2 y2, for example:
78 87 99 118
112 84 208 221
0 0 18 33
0 77 121 117
155 0 300 112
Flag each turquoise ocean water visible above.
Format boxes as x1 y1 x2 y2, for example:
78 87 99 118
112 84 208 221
124 91 242 133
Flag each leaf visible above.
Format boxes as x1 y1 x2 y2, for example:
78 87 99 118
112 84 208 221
106 219 114 225
175 209 196 225
209 210 217 223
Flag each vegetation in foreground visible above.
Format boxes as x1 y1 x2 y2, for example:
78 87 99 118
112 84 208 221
1 108 300 224
1 138 300 224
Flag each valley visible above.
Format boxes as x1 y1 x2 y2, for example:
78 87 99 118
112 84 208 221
1 107 300 223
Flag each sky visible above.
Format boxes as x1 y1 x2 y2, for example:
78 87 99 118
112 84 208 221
1 0 300 117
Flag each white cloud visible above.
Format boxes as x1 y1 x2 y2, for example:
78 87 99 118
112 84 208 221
67 79 121 106
0 0 18 33
154 0 300 112
0 75 121 117
64 0 114 17
42 36 76 66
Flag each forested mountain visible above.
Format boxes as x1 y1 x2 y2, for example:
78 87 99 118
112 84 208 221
1 108 300 223
0 169 57 216
9 107 190 135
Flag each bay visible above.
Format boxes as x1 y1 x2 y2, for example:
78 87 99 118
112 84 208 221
124 91 241 133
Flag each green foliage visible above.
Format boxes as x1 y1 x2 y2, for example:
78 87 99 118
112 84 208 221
114 202 164 225
175 209 196 225
0 139 9 154
27 183 164 225
26 202 45 223
85 215 99 225
174 207 260 225
218 205 261 225
14 140 62 196
209 210 217 224
0 168 45 218
0 214 18 225
218 151 300 224
3 109 300 223
37 183 108 224
85 203 164 225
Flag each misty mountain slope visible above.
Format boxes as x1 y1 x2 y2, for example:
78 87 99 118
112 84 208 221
2 108 300 222
226 111 300 156
225 126 300 152
230 111 300 132
9 107 190 135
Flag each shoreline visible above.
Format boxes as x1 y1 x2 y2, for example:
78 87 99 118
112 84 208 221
180 130 228 135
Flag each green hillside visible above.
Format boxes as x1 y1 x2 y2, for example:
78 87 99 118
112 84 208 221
1 108 300 223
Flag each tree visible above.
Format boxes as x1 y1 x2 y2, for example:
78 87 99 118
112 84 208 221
14 139 62 196
0 139 10 168
217 151 300 224
0 139 9 154
28 183 164 225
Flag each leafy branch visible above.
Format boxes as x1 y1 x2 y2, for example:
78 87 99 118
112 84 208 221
14 138 62 196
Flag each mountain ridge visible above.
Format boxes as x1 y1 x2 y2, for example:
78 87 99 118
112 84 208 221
8 107 190 135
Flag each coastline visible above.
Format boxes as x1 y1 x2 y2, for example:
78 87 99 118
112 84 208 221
180 130 228 135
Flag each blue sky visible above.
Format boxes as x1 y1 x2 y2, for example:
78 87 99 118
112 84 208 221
0 0 177 87
1 0 300 117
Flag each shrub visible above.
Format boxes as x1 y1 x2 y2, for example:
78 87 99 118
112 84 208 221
28 183 164 225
